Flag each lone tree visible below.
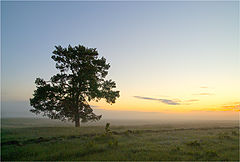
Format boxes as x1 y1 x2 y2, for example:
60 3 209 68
30 45 120 127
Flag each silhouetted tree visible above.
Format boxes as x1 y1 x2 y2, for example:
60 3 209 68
30 45 120 127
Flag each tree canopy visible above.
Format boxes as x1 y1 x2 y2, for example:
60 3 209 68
30 45 120 127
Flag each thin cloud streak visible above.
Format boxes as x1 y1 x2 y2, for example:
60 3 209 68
133 96 180 105
185 99 199 102
222 102 240 112
134 96 200 106
193 93 214 96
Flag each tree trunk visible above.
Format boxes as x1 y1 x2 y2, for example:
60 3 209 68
75 114 80 127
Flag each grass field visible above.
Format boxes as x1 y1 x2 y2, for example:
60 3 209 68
1 118 239 161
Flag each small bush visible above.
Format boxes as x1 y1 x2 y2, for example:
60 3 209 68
85 140 95 149
123 130 134 136
94 134 112 142
108 138 118 148
104 122 119 148
133 130 141 134
186 140 201 147
231 131 238 136
105 123 112 136
205 150 218 158
218 132 231 139
124 130 130 136
171 146 181 152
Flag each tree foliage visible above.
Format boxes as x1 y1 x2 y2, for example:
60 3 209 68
30 45 120 127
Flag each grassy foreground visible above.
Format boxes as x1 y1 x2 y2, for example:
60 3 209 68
1 118 239 161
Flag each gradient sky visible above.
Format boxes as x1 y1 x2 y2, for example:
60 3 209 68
1 1 239 119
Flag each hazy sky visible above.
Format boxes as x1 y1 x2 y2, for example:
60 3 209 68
1 1 239 119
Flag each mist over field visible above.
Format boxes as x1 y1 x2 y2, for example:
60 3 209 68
1 117 239 161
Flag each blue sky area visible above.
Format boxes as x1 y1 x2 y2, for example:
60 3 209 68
1 1 239 119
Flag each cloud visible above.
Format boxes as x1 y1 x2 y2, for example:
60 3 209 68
185 99 199 102
160 99 180 105
133 96 180 105
193 93 214 96
134 96 157 101
222 103 240 112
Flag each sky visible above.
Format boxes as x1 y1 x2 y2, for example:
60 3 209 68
1 1 239 120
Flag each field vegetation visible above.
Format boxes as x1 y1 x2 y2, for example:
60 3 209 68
1 118 239 161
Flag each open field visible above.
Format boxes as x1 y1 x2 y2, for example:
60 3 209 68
1 118 239 161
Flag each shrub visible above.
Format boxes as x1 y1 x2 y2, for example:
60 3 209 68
231 130 238 136
186 140 201 147
104 123 119 148
218 132 231 139
171 146 181 152
108 138 118 148
105 123 112 136
205 150 218 158
85 140 95 150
